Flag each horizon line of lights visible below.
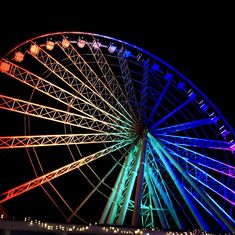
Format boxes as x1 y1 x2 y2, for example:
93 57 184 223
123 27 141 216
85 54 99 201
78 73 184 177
1 214 233 235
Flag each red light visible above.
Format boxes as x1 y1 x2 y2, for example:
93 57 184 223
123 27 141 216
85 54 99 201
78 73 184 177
14 51 24 62
0 62 10 73
77 39 86 48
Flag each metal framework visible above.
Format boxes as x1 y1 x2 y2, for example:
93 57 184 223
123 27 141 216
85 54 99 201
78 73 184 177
0 32 234 234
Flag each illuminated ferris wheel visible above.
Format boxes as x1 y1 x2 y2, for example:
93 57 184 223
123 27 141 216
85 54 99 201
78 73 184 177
0 32 234 233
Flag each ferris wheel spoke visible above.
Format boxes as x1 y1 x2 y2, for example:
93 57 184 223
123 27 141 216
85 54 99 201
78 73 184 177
0 94 124 133
167 147 235 206
139 59 150 122
151 93 197 129
87 37 139 126
148 73 173 123
205 194 235 224
153 140 235 228
28 41 133 127
117 46 141 122
150 155 198 228
183 187 234 230
67 154 125 223
0 59 97 116
158 134 234 151
187 163 235 206
149 133 235 232
140 176 158 228
101 141 144 225
155 117 219 134
57 35 133 124
145 162 182 230
0 140 132 204
147 146 184 228
0 133 127 149
1 59 132 130
148 132 209 231
169 145 235 178
28 41 90 100
183 184 235 231
115 142 142 225
159 145 233 229
147 85 161 102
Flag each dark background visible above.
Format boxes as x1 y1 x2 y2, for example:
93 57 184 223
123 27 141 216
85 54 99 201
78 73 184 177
0 2 234 129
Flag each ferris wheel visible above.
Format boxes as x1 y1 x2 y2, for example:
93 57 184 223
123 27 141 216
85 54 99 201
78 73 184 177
0 32 234 233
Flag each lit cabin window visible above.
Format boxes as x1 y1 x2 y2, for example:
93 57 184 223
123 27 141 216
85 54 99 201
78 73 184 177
151 63 160 71
62 38 70 48
108 44 116 53
30 44 40 55
124 50 131 58
77 39 86 48
164 73 173 80
0 62 10 73
46 40 55 50
14 51 24 62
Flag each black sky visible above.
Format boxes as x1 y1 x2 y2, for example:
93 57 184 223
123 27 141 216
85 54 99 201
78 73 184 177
0 2 234 128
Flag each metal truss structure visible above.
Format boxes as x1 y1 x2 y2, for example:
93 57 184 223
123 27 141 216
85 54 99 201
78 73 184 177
0 32 234 233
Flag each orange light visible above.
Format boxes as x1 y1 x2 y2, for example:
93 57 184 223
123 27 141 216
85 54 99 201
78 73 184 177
0 62 10 73
14 51 24 62
62 38 70 48
46 40 55 50
77 39 86 48
30 44 40 55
